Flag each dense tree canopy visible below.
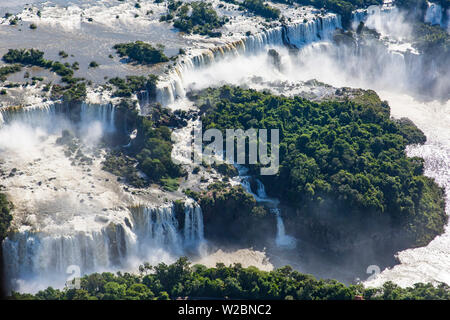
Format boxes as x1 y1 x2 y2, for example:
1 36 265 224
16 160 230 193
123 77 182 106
10 258 450 300
134 118 184 182
108 75 159 98
413 22 450 54
194 86 446 246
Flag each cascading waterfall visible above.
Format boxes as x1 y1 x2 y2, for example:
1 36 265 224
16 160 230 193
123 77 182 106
3 201 205 292
271 208 297 249
292 23 449 99
154 14 342 107
0 102 118 132
0 89 206 294
6 3 446 292
351 9 368 30
425 2 449 30
237 175 297 249
2 223 135 292
353 2 449 33
256 179 267 198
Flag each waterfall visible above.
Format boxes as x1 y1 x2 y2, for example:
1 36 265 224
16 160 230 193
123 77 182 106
425 3 443 26
351 9 368 30
0 104 59 128
240 177 254 197
425 2 449 30
253 179 297 249
154 14 342 107
3 201 205 292
256 179 267 198
0 102 118 133
353 2 449 33
238 175 296 249
292 18 449 99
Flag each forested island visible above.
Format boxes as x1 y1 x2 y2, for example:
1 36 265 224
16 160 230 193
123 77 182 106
0 0 449 301
192 86 447 256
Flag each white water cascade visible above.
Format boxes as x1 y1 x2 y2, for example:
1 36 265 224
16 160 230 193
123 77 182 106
3 201 205 292
0 104 58 127
79 102 117 133
154 14 342 107
0 102 117 132
425 2 449 31
237 173 297 249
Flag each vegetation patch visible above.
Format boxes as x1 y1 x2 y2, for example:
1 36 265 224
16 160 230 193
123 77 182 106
412 22 449 54
161 177 180 192
1 48 87 102
0 64 22 82
194 86 447 249
113 41 169 65
185 181 272 244
102 116 186 188
102 151 146 188
108 75 158 98
132 118 186 184
240 0 281 20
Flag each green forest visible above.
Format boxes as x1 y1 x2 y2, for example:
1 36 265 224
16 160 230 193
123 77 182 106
194 86 446 248
9 258 450 300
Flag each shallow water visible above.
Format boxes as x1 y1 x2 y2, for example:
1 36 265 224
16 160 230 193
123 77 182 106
0 0 187 83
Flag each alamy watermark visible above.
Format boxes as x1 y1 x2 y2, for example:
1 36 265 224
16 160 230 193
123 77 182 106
65 265 81 290
173 121 279 175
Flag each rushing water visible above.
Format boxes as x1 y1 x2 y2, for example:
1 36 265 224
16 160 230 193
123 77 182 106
0 0 186 84
0 100 206 293
3 201 205 293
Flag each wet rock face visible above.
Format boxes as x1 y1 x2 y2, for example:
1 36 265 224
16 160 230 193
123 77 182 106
267 49 282 72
